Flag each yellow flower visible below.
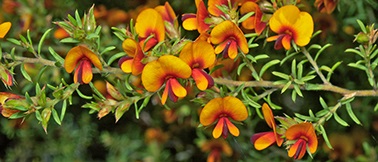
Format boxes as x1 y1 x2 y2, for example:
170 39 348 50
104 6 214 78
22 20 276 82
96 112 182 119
267 5 313 50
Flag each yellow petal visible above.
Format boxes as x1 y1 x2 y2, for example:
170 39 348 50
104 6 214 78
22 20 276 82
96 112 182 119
222 96 248 121
286 122 318 154
262 103 275 128
293 12 313 47
80 45 103 70
64 46 85 73
200 97 223 126
122 38 138 57
0 22 11 38
182 15 198 31
135 9 165 43
210 20 248 54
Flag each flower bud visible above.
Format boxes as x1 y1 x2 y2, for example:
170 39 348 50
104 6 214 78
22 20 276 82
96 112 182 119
41 108 52 133
354 32 369 44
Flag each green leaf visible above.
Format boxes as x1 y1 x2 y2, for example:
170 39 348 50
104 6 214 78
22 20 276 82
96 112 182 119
356 19 367 33
107 52 126 65
319 97 328 109
100 46 116 55
60 38 80 43
293 84 303 97
7 38 21 46
315 44 332 61
52 108 61 125
301 75 316 82
327 61 342 81
36 66 48 83
89 82 106 100
67 14 77 26
348 62 367 71
237 62 247 76
308 44 322 52
35 110 42 121
346 103 361 125
374 103 378 111
75 10 82 28
76 89 93 100
272 71 290 80
20 63 32 82
9 112 25 119
333 112 349 127
319 125 333 149
281 81 292 94
281 51 299 65
345 48 364 58
60 100 67 121
38 28 52 55
238 11 254 24
291 59 297 78
315 109 329 117
294 113 313 121
259 59 280 77
48 47 65 65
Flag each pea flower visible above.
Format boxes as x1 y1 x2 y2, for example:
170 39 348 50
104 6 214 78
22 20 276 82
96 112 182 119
0 92 23 118
155 2 179 38
199 96 248 139
266 5 314 50
251 103 284 150
0 22 11 38
135 8 165 51
314 0 338 14
201 139 232 162
64 45 103 84
118 38 146 76
182 0 211 33
141 55 191 105
285 122 318 159
210 20 249 59
179 40 215 91
239 1 266 35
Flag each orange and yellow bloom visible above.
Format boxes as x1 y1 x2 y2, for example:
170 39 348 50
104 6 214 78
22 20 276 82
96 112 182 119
179 40 215 91
240 1 266 35
141 55 191 105
64 45 103 84
314 0 338 14
118 38 146 76
135 8 165 51
201 139 233 162
200 96 248 139
267 5 314 50
182 0 211 33
210 20 249 59
155 2 179 38
251 103 284 150
286 122 318 159
0 22 11 38
0 92 23 118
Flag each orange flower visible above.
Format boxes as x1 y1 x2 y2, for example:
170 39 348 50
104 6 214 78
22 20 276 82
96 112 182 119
251 103 283 150
135 8 165 51
208 0 238 17
118 38 146 76
155 1 178 38
210 20 249 59
179 40 215 91
267 5 313 50
200 96 248 138
201 139 233 162
285 122 318 159
314 0 338 14
182 0 211 33
0 22 11 38
141 55 191 105
240 1 266 35
0 92 23 118
64 45 103 84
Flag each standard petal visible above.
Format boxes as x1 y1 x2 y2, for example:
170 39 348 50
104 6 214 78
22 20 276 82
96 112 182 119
293 12 314 47
64 46 84 73
251 132 277 150
80 45 103 70
0 22 11 38
141 59 166 92
222 96 248 121
158 55 192 79
122 38 138 57
192 40 215 68
200 97 224 126
135 8 165 39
